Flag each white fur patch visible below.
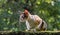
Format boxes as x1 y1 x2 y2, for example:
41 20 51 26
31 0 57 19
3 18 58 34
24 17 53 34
26 21 30 30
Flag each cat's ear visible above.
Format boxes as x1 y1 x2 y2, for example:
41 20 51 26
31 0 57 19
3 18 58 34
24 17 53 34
24 10 29 15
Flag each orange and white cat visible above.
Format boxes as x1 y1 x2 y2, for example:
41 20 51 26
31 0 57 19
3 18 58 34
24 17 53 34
20 10 47 32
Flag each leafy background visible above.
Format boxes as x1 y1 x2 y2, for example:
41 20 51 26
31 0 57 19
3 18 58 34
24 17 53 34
0 0 60 31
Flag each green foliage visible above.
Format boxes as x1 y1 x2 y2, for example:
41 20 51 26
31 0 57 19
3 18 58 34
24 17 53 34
0 0 60 31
